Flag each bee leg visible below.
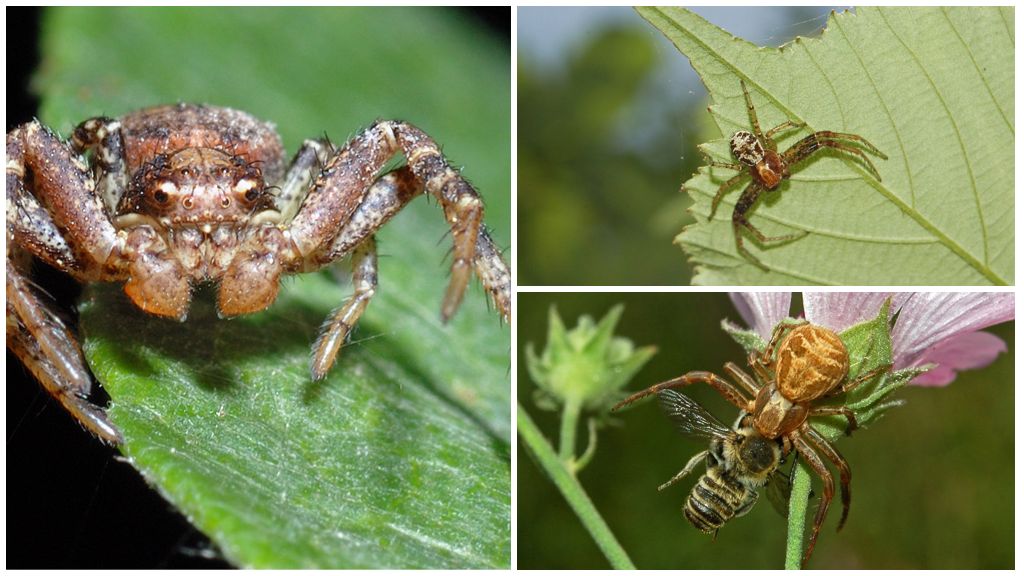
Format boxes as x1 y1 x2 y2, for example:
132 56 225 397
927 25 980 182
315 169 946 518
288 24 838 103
659 449 708 491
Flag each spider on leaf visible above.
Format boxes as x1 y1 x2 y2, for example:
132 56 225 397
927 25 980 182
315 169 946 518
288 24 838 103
701 80 887 270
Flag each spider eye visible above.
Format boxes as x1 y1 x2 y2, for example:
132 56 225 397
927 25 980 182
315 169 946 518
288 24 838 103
245 188 260 202
150 180 177 205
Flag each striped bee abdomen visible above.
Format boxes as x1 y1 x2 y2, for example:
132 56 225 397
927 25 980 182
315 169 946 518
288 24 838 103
684 467 759 533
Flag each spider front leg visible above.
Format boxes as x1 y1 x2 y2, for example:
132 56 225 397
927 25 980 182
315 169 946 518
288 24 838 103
7 121 124 443
282 122 509 377
611 371 753 413
310 237 378 380
783 131 887 182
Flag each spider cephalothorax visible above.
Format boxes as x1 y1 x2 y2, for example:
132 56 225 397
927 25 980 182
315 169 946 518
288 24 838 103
701 80 888 270
7 103 510 443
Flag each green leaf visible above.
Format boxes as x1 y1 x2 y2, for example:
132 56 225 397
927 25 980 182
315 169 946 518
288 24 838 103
38 7 509 568
639 7 1014 285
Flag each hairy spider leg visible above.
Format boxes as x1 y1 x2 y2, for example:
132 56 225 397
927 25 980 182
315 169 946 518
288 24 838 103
6 124 122 443
311 167 510 375
782 133 886 182
277 138 333 221
764 120 806 140
71 117 128 214
300 169 417 378
808 405 859 436
732 181 809 270
804 424 852 532
722 362 763 397
758 320 809 367
7 261 121 443
792 434 835 568
311 237 378 380
739 79 766 141
708 171 749 221
612 371 753 413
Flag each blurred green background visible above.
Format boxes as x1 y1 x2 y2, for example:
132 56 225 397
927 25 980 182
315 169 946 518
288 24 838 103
517 293 1014 568
517 7 837 285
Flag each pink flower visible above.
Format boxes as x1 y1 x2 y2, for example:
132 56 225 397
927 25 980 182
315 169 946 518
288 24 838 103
729 292 1013 386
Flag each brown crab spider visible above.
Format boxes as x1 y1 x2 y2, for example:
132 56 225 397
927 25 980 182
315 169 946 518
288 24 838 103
614 320 892 566
7 104 510 443
702 80 887 270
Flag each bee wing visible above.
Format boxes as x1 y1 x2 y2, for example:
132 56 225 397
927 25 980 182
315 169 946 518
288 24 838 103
766 459 804 518
657 389 732 441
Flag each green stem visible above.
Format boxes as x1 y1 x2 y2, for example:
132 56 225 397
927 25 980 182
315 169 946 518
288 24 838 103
784 463 813 569
573 417 599 473
518 403 636 569
559 395 582 463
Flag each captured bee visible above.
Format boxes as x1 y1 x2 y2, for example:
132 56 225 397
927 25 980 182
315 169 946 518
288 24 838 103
655 389 794 533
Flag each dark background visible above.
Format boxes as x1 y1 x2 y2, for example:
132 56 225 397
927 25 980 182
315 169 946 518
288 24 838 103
517 293 1014 568
6 6 508 568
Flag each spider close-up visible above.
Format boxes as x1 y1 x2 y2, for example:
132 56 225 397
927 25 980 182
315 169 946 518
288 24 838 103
701 80 888 270
613 320 891 566
7 103 511 444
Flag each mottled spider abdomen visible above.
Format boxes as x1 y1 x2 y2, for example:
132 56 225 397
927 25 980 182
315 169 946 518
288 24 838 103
775 324 850 403
729 130 763 166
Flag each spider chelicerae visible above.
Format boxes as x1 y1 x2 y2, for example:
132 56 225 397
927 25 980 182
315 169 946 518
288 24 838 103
702 80 887 270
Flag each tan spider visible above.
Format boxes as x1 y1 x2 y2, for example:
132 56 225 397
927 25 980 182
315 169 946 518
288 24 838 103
702 80 887 270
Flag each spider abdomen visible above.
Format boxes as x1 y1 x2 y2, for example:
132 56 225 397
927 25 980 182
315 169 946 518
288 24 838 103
776 324 850 402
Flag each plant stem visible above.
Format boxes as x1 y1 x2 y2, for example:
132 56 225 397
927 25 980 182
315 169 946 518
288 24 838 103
518 403 636 569
784 463 813 569
559 396 582 463
573 417 599 473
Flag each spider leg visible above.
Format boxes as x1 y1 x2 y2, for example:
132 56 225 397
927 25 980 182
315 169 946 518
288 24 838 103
783 134 884 182
722 361 762 396
748 350 773 383
388 122 501 322
840 362 892 394
310 237 378 380
7 259 121 443
7 121 119 271
277 138 333 221
759 320 808 367
71 116 128 215
700 148 745 172
302 168 509 373
611 371 753 413
731 181 808 270
764 120 805 140
739 79 765 140
804 424 851 531
7 122 125 443
708 171 748 221
812 130 887 159
809 405 858 436
792 434 835 568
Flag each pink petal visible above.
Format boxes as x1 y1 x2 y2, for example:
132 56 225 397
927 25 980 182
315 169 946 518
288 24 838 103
892 293 1014 369
729 293 791 339
803 293 912 332
909 331 1008 386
